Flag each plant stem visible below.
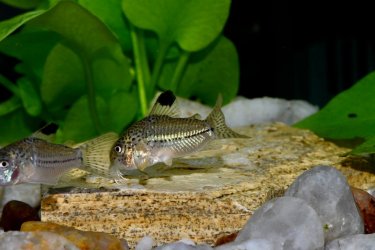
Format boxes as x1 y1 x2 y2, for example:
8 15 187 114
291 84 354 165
0 74 19 96
150 41 170 92
80 54 102 134
130 23 150 116
170 50 190 93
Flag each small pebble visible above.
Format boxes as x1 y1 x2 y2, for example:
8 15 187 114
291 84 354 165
351 187 375 234
0 200 39 231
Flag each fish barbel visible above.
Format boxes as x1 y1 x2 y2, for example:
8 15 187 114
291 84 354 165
0 132 118 185
110 90 248 173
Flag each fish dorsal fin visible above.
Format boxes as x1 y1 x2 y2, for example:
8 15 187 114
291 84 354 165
31 123 58 142
149 90 180 118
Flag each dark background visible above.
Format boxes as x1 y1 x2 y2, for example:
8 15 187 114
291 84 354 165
1 0 375 107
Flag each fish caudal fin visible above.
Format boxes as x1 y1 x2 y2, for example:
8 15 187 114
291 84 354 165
205 95 248 139
78 132 119 177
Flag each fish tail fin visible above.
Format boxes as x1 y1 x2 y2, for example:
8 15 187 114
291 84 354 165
78 132 119 177
205 94 248 139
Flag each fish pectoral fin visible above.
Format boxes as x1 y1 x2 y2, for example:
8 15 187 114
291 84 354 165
149 90 180 118
188 113 202 120
163 158 173 166
79 132 119 177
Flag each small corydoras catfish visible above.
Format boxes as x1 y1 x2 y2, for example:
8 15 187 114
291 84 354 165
110 90 248 173
0 132 118 185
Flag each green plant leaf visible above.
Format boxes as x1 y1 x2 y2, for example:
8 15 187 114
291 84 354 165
57 95 107 143
122 0 231 52
0 96 21 116
159 36 239 105
28 1 120 56
18 77 42 116
0 0 43 9
0 9 46 42
41 43 85 118
350 136 375 156
295 71 375 139
0 30 60 80
28 1 132 133
106 90 138 133
0 110 40 146
78 0 132 52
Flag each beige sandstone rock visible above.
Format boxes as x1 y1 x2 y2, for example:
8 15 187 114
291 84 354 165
41 123 375 248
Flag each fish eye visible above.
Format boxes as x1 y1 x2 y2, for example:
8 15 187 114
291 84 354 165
114 145 122 153
0 161 9 168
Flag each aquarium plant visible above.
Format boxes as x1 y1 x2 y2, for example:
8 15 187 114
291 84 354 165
0 0 239 145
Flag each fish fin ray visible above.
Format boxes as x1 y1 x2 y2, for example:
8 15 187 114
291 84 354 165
79 132 119 177
149 90 180 117
205 94 249 139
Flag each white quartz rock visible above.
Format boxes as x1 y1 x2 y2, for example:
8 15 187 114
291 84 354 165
284 166 364 242
1 183 41 213
215 238 280 250
135 236 154 250
171 95 318 127
154 240 213 250
325 233 375 250
235 196 324 250
222 97 318 127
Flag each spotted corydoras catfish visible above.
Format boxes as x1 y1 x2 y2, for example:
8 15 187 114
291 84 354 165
110 90 248 174
0 132 118 185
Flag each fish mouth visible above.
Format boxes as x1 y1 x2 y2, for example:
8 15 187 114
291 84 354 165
112 159 137 172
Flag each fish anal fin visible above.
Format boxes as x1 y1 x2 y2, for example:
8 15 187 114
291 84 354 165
79 132 119 177
149 90 180 117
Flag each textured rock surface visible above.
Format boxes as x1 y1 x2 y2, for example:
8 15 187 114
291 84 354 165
41 123 375 248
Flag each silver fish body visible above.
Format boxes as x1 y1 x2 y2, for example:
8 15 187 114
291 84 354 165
111 91 247 173
0 132 119 185
0 138 82 185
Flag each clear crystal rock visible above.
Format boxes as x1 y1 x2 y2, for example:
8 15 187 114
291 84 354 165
285 165 364 242
325 233 375 250
235 196 324 250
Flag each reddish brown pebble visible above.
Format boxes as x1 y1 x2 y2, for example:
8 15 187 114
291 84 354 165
351 187 375 233
0 200 40 231
214 231 238 246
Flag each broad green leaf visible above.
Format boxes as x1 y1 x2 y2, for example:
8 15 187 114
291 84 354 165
57 95 108 143
41 43 85 117
123 0 231 51
0 9 46 42
0 30 60 80
0 96 21 116
106 90 137 133
28 1 120 56
91 46 133 97
295 71 375 139
18 77 42 116
351 136 375 156
0 0 43 9
159 36 239 105
0 110 40 146
78 0 132 52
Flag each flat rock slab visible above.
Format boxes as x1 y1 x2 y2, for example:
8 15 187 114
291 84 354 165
41 123 375 248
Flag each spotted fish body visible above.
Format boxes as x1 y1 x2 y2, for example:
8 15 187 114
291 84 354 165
111 91 247 173
0 133 118 185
